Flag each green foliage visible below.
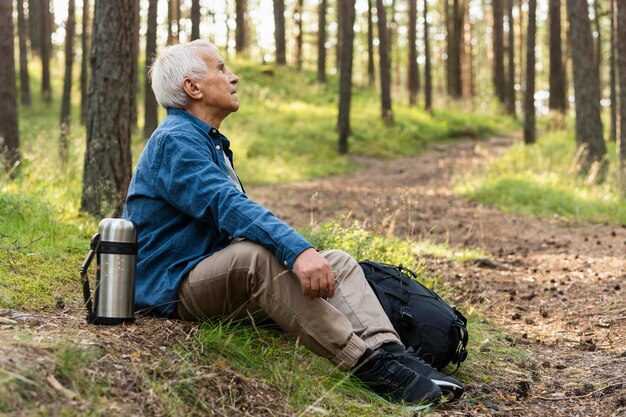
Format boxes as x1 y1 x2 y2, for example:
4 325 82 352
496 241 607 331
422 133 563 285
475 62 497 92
456 130 626 224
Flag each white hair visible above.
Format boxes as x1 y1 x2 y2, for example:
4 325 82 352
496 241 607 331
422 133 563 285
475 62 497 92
149 40 218 109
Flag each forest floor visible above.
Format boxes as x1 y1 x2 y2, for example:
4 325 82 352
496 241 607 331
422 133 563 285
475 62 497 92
1 135 625 416
250 135 626 417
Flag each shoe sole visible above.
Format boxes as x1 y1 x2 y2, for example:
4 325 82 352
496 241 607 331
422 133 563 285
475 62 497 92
431 379 464 400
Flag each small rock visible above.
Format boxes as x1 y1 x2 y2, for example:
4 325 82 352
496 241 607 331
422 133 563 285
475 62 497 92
0 317 18 325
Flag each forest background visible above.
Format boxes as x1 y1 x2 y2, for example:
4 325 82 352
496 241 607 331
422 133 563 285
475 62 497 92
0 0 625 416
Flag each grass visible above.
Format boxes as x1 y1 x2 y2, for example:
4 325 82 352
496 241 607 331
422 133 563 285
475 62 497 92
456 130 626 225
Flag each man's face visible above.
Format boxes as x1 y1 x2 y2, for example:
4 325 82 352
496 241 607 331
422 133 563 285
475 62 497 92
193 47 239 116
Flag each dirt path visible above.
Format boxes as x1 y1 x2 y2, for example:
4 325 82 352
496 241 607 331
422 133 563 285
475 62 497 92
248 136 626 417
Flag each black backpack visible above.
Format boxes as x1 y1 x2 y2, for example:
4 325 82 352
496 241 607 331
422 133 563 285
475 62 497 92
359 260 469 371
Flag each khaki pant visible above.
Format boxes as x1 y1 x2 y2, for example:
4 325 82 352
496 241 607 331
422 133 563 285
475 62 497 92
177 240 401 370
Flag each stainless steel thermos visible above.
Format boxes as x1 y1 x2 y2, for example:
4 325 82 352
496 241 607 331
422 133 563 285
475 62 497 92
80 218 137 324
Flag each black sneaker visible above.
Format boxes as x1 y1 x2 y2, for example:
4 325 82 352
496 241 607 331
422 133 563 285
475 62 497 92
352 348 442 404
380 344 465 401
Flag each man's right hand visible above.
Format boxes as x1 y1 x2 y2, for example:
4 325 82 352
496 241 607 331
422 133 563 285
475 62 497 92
292 248 336 299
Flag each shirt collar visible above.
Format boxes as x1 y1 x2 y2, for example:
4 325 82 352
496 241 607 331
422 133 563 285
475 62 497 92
166 108 218 136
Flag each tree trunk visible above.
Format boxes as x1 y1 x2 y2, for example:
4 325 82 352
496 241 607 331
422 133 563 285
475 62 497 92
60 0 76 165
424 0 432 112
367 0 375 86
317 0 327 82
566 0 607 177
549 0 567 112
144 0 159 140
524 0 537 144
451 0 463 98
131 0 140 132
17 0 31 107
506 0 515 116
80 0 91 124
167 0 180 45
610 0 617 141
493 0 506 104
518 0 524 90
338 0 355 154
294 0 303 70
274 0 286 65
29 0 41 56
616 0 626 192
0 0 19 172
461 0 472 101
40 0 52 103
81 0 135 217
191 0 201 40
408 0 418 105
235 0 246 54
593 0 602 93
376 0 393 121
336 0 342 73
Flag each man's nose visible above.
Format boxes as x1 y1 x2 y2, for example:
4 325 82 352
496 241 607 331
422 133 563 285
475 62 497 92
230 74 239 84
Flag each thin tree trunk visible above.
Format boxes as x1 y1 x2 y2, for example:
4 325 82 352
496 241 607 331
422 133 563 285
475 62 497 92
168 0 180 45
506 0 515 116
566 0 607 177
616 0 626 192
40 0 51 103
518 0 524 90
338 0 355 154
593 0 602 93
424 0 432 112
524 0 537 144
317 0 327 82
336 0 342 73
451 0 463 98
367 0 375 86
461 0 472 101
0 0 20 172
144 0 159 140
29 0 41 56
17 0 30 107
294 0 303 70
274 0 286 65
445 0 451 96
130 0 140 132
235 0 246 54
376 0 393 121
493 0 506 104
80 0 91 124
610 0 617 141
81 0 136 216
191 0 201 40
60 0 76 165
408 0 418 105
549 0 567 112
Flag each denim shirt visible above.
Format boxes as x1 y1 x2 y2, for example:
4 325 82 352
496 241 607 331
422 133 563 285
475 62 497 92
123 108 313 317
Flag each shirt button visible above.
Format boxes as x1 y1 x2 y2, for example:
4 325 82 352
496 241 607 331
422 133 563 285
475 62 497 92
283 261 288 266
211 129 217 134
216 145 221 150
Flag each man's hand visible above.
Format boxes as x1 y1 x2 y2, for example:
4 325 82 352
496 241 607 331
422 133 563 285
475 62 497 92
292 248 336 299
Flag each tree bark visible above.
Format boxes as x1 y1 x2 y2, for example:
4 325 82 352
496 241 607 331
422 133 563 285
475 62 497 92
144 0 159 140
338 0 355 154
524 0 537 144
17 0 31 107
610 0 617 141
367 0 375 86
274 0 286 65
616 0 626 192
549 0 567 112
408 0 418 105
131 0 140 132
0 0 19 172
60 0 76 165
40 0 52 103
376 0 393 121
506 0 515 116
317 0 327 82
593 0 602 92
451 0 463 98
81 0 136 217
493 0 506 104
29 0 41 55
566 0 607 176
80 0 91 124
167 0 180 45
235 0 247 54
191 0 201 40
424 0 432 112
294 0 303 70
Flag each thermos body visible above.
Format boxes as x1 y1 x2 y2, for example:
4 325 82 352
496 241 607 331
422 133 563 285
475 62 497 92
95 219 137 322
81 218 138 325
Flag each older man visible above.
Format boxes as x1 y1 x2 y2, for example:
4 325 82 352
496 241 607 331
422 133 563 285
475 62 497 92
123 40 463 404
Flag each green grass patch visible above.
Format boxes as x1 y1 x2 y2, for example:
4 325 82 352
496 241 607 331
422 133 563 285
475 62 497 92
456 130 626 224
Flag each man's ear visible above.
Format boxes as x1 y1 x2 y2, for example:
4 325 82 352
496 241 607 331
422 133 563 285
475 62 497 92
182 77 202 100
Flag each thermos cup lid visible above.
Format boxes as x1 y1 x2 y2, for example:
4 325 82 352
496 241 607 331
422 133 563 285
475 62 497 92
98 218 137 243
